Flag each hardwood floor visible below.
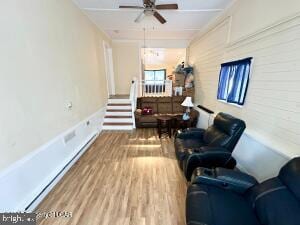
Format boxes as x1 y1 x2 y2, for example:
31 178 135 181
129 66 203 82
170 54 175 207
36 129 187 225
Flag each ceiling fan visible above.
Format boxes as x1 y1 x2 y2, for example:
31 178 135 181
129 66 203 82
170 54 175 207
119 0 178 24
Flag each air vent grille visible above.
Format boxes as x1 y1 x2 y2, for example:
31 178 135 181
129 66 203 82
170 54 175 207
64 130 76 144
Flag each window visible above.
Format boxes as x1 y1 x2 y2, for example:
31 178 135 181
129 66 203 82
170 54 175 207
217 57 252 106
144 69 166 85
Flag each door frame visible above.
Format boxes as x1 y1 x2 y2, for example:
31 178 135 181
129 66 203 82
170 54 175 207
103 41 115 96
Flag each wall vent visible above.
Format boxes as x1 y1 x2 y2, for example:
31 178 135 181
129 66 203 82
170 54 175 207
64 130 76 144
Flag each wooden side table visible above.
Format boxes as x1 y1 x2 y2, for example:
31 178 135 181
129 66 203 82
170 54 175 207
173 115 192 135
157 116 173 138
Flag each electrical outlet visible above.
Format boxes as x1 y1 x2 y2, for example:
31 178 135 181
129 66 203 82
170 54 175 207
66 102 73 110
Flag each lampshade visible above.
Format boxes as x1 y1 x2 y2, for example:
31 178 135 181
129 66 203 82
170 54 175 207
181 97 194 107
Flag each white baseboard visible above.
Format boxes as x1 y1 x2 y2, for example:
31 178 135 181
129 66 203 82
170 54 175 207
0 107 106 212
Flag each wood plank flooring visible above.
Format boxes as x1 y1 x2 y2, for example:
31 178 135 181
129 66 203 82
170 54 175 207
35 129 187 225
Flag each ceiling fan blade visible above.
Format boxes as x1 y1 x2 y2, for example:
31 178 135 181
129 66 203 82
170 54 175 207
144 0 155 5
143 0 152 5
153 11 166 24
135 11 146 23
155 4 178 10
119 6 144 9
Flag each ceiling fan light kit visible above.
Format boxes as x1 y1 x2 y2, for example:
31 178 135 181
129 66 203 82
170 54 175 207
119 0 178 24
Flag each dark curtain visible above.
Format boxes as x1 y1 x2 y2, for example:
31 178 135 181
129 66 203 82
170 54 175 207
217 57 252 105
217 66 231 100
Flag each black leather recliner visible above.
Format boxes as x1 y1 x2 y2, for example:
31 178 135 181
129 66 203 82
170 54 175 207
186 157 300 225
174 112 246 180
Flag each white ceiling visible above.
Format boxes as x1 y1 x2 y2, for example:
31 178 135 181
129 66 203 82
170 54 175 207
73 0 234 40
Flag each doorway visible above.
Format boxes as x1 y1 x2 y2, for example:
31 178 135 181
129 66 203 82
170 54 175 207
103 41 115 96
140 48 187 96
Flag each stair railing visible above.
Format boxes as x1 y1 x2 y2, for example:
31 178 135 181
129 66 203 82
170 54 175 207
139 79 173 97
130 77 138 129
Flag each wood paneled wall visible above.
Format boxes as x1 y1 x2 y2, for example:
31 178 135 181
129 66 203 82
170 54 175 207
188 7 300 157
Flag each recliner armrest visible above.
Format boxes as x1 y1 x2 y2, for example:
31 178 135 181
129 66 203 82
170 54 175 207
193 146 230 153
184 147 236 180
191 167 258 194
134 111 142 118
175 128 205 139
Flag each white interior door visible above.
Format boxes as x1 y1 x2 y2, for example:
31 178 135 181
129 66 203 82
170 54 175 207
103 42 115 96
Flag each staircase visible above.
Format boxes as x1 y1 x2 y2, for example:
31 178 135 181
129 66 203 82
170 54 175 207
102 95 135 131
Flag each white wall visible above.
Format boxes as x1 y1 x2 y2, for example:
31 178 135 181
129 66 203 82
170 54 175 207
112 41 141 95
229 0 300 42
188 0 300 178
0 0 110 172
112 40 190 95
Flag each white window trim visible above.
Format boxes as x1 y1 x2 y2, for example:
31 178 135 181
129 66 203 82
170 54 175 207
217 58 254 108
217 99 244 108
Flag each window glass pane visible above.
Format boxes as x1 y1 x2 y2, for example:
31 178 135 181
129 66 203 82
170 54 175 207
154 70 165 81
227 63 250 105
217 66 231 100
227 65 238 96
145 71 154 81
144 70 165 85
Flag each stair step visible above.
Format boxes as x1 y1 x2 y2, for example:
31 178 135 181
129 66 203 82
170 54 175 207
109 95 130 99
107 103 131 106
104 116 132 123
105 111 132 116
107 105 132 110
105 116 132 118
106 109 131 112
103 122 133 126
108 99 131 104
102 126 133 131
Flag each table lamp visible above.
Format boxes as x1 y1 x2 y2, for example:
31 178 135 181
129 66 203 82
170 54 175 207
181 97 194 120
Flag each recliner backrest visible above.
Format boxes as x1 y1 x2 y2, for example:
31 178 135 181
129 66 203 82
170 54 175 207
137 96 186 114
246 157 300 225
279 157 300 200
203 112 246 151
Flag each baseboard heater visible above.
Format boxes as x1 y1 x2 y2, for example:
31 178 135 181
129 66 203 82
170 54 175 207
25 133 98 211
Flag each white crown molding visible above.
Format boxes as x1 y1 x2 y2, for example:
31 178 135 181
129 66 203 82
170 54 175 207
227 11 300 48
189 0 239 45
112 39 141 43
112 39 190 47
83 8 223 13
71 0 112 41
189 16 231 46
104 28 202 31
